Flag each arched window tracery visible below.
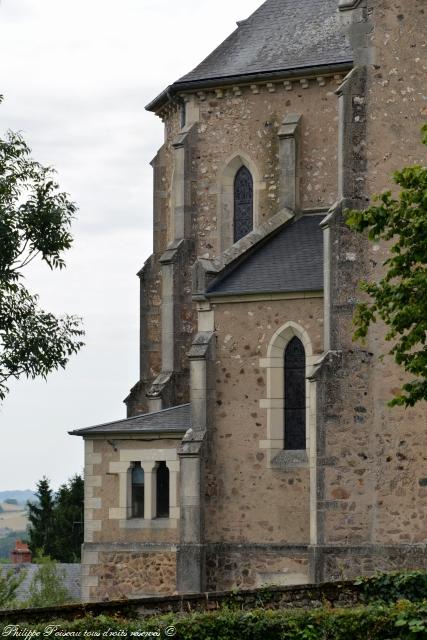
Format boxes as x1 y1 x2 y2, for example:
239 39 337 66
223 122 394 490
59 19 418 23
284 337 306 450
234 166 253 242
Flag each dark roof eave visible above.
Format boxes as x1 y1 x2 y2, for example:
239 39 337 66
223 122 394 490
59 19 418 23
206 288 323 299
69 428 188 438
145 60 353 113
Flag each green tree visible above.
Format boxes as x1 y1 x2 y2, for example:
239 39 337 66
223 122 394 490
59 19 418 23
27 477 55 558
52 475 84 562
0 95 84 401
346 125 427 407
0 567 25 609
27 475 84 562
25 554 73 608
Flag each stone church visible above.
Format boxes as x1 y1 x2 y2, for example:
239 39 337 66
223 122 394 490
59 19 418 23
71 0 427 602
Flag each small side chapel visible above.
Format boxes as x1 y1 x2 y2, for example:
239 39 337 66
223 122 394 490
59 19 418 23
71 0 427 602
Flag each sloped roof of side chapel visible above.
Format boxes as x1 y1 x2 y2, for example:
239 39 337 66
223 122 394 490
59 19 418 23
146 0 353 111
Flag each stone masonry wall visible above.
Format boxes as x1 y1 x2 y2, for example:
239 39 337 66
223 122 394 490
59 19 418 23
88 549 177 601
206 546 309 592
205 297 323 545
192 78 340 258
364 0 427 546
312 0 426 581
127 74 342 415
87 439 180 545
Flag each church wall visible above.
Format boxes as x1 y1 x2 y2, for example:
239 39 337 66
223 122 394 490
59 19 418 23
205 547 309 591
314 0 427 582
81 438 180 601
204 297 323 549
188 78 340 259
364 0 427 546
127 74 342 415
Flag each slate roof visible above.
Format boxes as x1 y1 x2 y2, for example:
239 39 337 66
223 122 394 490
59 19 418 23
0 564 81 604
147 0 352 110
207 215 324 297
69 404 191 437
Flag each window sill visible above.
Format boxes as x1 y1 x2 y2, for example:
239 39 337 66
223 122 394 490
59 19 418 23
120 517 178 530
271 449 308 470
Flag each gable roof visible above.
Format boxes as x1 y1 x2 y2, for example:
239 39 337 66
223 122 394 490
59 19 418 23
207 214 324 298
147 0 352 111
69 404 191 437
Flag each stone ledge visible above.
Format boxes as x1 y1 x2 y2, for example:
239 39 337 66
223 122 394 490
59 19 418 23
271 449 309 469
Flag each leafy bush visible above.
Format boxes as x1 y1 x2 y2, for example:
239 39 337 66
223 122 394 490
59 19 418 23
24 555 74 608
355 570 427 603
8 600 427 640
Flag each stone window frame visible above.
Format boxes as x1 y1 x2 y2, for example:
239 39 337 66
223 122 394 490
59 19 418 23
109 448 180 530
218 153 263 253
259 321 317 469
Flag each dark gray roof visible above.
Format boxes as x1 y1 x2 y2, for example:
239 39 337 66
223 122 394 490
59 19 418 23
147 0 352 111
70 404 191 437
0 564 81 604
179 0 352 84
207 215 324 297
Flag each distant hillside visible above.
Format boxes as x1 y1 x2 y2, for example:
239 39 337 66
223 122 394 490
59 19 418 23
0 490 35 504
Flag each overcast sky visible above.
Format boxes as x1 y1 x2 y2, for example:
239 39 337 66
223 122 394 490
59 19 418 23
0 0 262 491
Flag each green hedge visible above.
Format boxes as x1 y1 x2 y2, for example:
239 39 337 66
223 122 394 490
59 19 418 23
7 600 426 640
356 570 427 603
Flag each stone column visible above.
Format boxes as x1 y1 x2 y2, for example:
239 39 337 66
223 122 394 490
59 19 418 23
177 443 204 593
278 113 302 212
142 462 158 520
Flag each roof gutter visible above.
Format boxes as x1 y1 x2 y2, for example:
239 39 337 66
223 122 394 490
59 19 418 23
145 60 353 112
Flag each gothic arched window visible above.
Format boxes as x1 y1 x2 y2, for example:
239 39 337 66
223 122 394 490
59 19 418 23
131 462 145 518
234 166 253 243
284 337 306 450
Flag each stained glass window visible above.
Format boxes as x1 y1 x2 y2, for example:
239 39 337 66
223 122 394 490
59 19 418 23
234 166 253 242
284 337 306 450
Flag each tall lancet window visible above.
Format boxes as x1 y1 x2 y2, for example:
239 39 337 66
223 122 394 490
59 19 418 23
284 337 306 450
234 166 253 242
131 462 145 518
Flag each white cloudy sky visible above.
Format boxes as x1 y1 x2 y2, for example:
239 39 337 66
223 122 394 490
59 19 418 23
0 0 262 491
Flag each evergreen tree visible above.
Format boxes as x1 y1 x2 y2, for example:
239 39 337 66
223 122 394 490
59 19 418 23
27 477 55 557
52 475 84 562
27 475 84 562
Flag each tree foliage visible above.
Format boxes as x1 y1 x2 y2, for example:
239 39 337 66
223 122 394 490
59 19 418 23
346 126 427 407
25 553 73 608
0 95 84 400
27 475 83 562
0 567 25 609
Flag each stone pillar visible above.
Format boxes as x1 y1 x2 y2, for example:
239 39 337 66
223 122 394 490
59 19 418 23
177 443 204 593
142 462 158 520
177 330 214 593
278 113 302 212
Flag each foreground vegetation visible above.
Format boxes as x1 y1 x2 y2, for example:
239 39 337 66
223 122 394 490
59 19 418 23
0 571 425 639
1 600 425 639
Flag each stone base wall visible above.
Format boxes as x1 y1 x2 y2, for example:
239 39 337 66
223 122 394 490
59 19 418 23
311 545 427 583
205 545 309 592
82 544 177 602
